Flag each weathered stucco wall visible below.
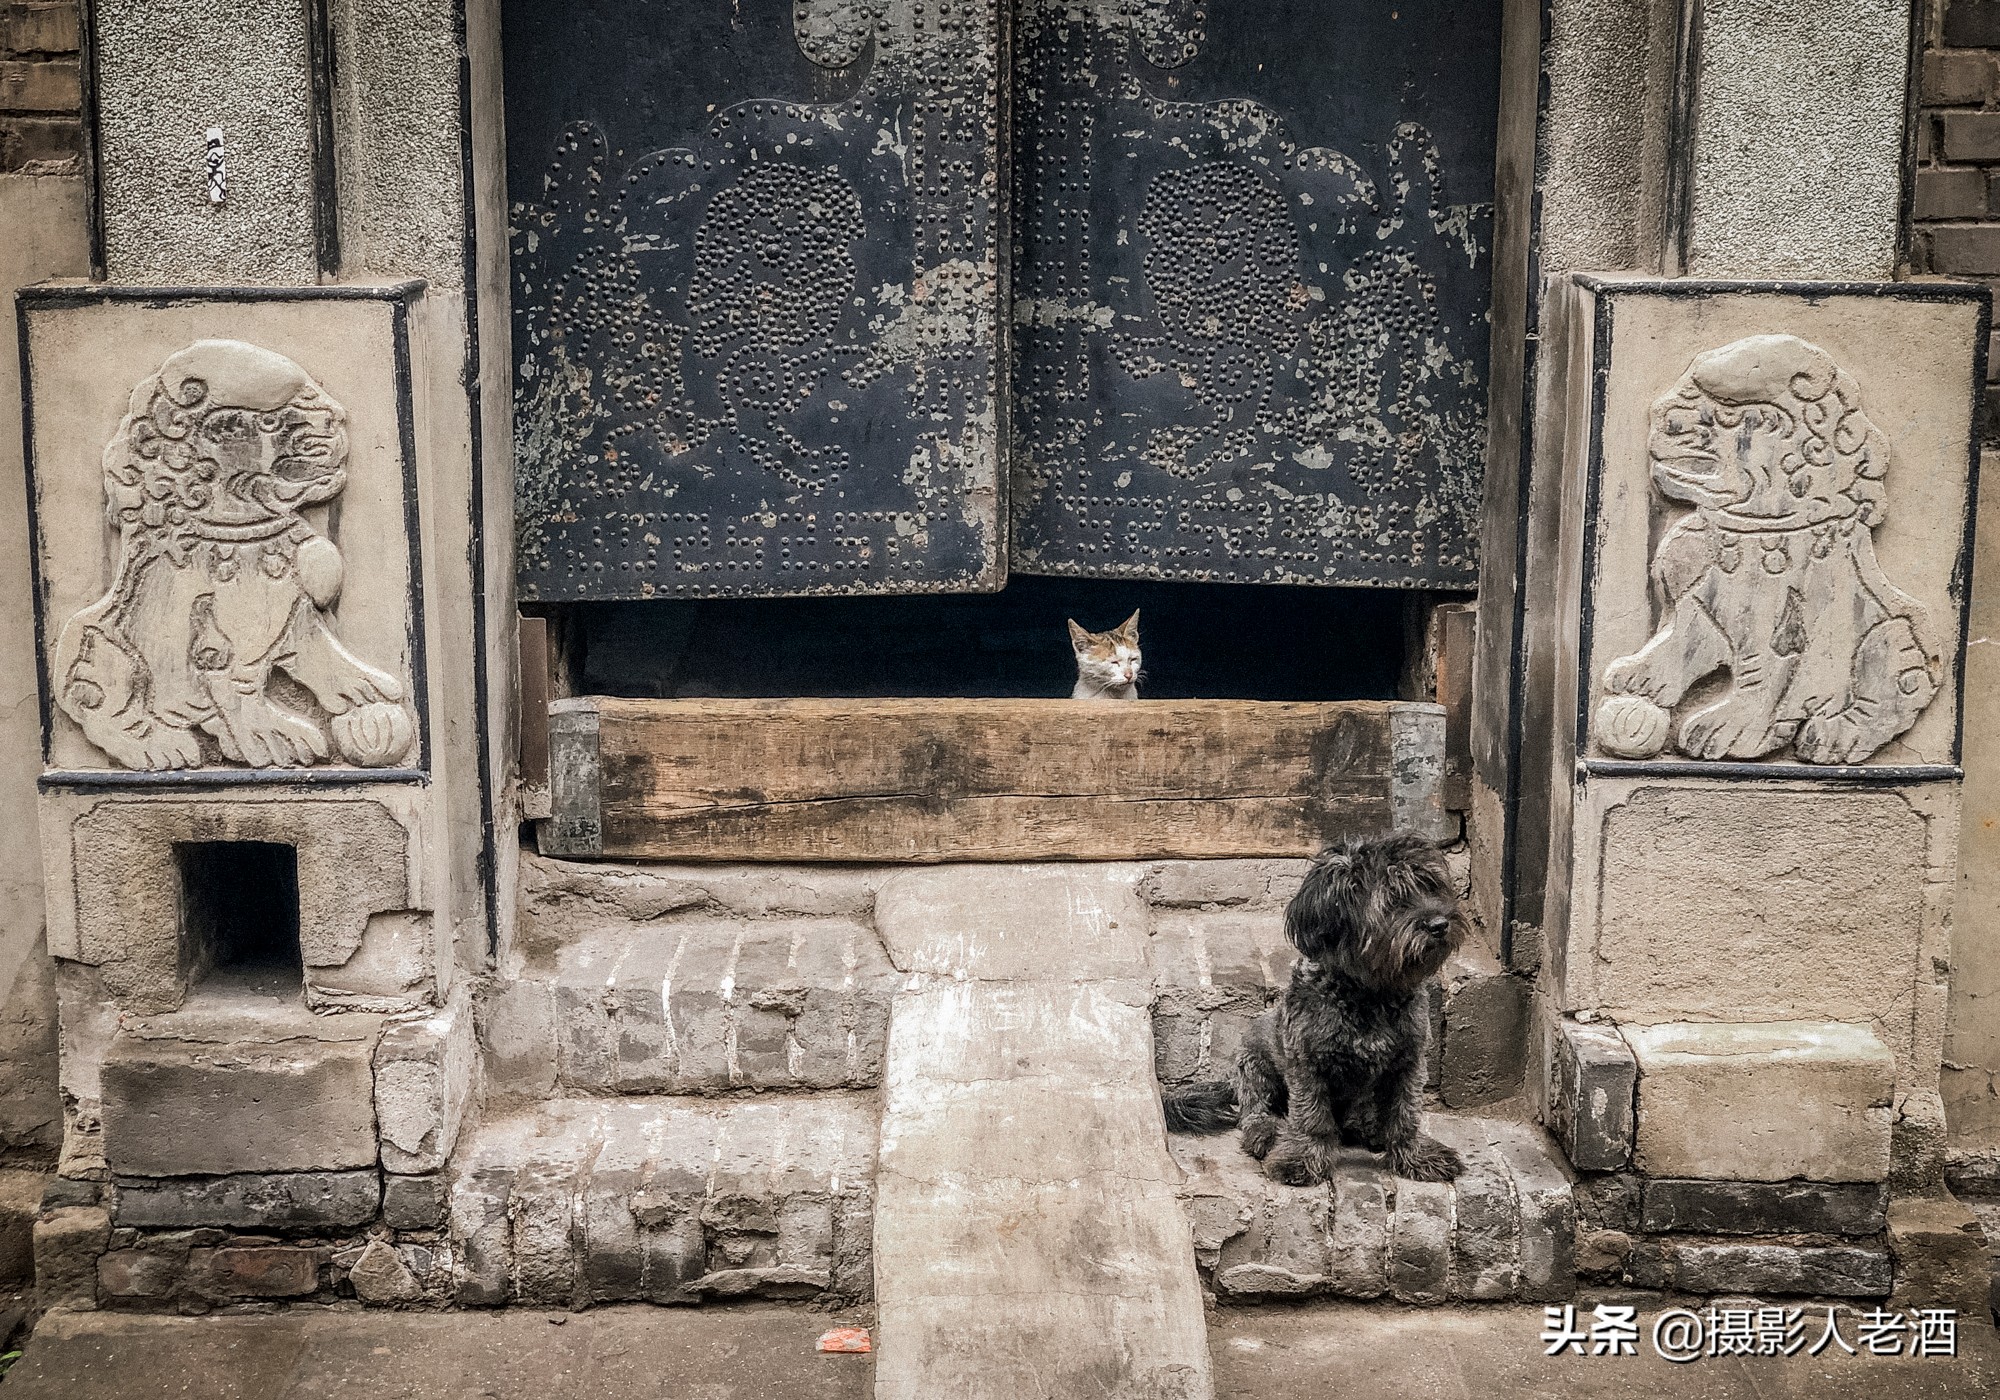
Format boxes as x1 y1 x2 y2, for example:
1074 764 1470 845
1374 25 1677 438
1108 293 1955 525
0 172 90 1163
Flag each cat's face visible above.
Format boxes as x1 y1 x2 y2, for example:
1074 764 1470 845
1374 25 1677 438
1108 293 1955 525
1069 611 1142 690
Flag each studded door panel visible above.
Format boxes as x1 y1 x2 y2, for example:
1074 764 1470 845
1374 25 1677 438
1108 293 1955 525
1009 1 1500 588
505 0 1004 601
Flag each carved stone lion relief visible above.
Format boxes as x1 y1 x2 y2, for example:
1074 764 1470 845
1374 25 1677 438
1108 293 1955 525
1595 334 1941 765
53 339 418 771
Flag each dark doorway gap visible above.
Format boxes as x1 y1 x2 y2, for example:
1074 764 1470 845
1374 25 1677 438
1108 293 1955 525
558 577 1445 701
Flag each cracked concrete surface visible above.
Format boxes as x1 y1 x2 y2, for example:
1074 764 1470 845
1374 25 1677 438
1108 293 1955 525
871 865 1212 1399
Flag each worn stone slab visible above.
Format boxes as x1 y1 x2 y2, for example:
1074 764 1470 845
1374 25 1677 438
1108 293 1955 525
1639 1178 1888 1237
113 1171 380 1231
875 864 1150 983
874 862 1209 1400
1671 1241 1892 1298
1628 1021 1895 1183
1436 945 1527 1108
1549 1018 1635 1172
100 1003 384 1177
375 990 476 1175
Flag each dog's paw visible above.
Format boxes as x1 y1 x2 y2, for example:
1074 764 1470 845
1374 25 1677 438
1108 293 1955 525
1390 1135 1464 1183
1239 1117 1280 1160
1265 1149 1325 1187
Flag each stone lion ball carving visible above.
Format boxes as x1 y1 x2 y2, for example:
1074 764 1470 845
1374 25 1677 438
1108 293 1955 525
1596 333 1941 765
53 338 417 771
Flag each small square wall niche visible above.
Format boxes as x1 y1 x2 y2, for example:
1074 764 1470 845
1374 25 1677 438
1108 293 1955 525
19 284 431 784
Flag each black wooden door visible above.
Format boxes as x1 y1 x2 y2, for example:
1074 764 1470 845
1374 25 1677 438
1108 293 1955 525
1008 0 1499 588
505 0 1006 602
503 2 1499 601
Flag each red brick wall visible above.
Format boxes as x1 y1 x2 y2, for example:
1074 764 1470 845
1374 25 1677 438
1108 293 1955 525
1913 1 2000 435
0 1 79 173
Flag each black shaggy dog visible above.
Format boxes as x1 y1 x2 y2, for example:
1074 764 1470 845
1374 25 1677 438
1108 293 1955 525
1163 834 1466 1185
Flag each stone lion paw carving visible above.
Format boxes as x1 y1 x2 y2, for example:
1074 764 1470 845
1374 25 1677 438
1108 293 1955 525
1592 334 1941 767
52 339 419 772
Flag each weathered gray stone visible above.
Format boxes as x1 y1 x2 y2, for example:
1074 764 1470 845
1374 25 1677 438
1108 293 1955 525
1147 906 1291 1087
1437 945 1527 1108
1887 1196 1992 1313
1389 1180 1450 1305
1549 1018 1635 1172
374 989 475 1175
1216 1185 1328 1297
1671 1241 1892 1298
190 1244 324 1300
1326 1165 1393 1298
100 1005 383 1177
1629 1021 1896 1183
113 1171 380 1231
1638 1179 1887 1237
448 1167 512 1307
97 1247 183 1301
1889 1088 1950 1195
1432 1119 1518 1300
1491 1122 1575 1303
349 1240 423 1305
382 1174 446 1231
0 1168 43 1284
34 1205 108 1311
536 915 897 1095
1139 860 1303 909
448 1095 877 1309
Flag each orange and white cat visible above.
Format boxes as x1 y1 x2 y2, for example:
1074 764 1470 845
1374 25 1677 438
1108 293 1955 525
1068 611 1142 699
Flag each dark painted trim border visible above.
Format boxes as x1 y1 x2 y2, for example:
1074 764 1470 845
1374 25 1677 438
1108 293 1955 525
40 768 429 791
456 0 502 959
17 279 434 789
77 0 106 280
1582 760 1962 784
305 0 342 275
1570 276 1989 779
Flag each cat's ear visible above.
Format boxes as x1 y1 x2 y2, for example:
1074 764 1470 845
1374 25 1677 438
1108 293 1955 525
1116 609 1140 642
1067 618 1092 651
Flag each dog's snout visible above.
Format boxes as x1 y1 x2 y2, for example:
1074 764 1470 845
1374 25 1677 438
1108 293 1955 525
1422 914 1451 938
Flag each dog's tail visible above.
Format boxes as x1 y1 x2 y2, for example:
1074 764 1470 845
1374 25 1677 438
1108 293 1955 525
1161 1078 1239 1134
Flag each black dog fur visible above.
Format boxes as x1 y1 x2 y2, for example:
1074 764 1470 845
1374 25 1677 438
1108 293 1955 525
1162 833 1466 1185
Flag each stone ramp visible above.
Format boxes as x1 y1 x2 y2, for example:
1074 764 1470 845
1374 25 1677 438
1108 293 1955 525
870 866 1212 1400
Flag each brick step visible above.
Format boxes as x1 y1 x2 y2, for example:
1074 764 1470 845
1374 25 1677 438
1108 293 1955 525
486 856 904 1098
446 1093 877 1309
1171 1114 1574 1303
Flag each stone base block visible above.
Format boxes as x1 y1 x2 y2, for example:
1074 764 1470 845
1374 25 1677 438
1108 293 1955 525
0 1169 45 1284
1628 1021 1894 1183
1436 944 1527 1108
1147 904 1292 1088
1887 1196 1991 1313
1547 1017 1637 1172
1623 1237 1892 1297
112 1171 380 1231
375 987 476 1175
1168 1114 1574 1304
447 1094 877 1309
1638 1179 1887 1237
34 1205 108 1311
99 999 383 1177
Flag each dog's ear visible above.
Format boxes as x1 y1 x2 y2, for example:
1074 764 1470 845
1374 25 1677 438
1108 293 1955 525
1284 847 1355 960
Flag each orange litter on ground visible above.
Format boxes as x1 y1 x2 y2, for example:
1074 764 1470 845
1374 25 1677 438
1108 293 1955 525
816 1327 873 1354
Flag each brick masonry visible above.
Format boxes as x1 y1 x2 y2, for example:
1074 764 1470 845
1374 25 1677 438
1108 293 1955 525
0 2 81 173
1913 0 2000 437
